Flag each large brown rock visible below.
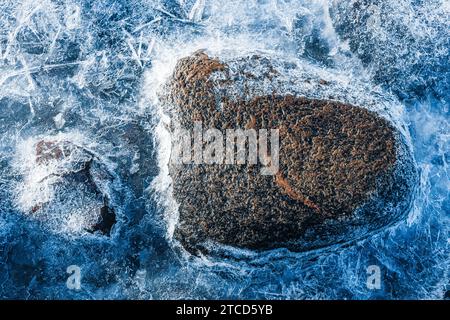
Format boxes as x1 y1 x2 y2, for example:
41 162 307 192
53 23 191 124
161 51 417 253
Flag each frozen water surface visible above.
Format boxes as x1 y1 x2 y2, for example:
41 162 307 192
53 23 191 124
0 0 448 299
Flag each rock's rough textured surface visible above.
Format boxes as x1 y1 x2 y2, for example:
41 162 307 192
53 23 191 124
161 51 416 253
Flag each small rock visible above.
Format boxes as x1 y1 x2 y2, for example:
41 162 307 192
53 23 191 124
88 200 117 236
160 51 417 254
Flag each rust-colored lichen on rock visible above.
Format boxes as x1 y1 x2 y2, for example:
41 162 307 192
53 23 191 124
161 51 412 253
